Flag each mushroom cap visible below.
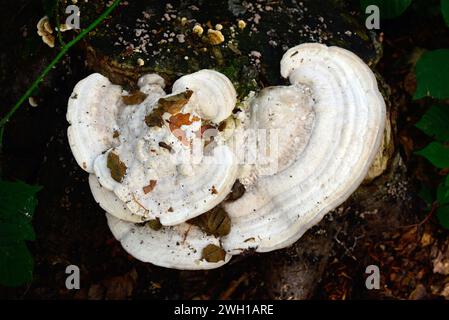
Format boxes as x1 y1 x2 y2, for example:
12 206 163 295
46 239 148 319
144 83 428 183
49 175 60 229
91 174 232 269
172 69 237 123
68 70 239 226
106 213 231 270
67 73 123 172
94 142 239 225
222 43 386 253
67 73 167 173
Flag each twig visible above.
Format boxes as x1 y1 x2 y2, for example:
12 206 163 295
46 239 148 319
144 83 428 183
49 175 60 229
55 1 66 47
397 202 438 229
219 274 247 300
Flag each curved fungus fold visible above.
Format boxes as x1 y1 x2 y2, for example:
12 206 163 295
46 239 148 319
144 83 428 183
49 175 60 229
222 43 386 253
106 213 231 270
67 43 386 270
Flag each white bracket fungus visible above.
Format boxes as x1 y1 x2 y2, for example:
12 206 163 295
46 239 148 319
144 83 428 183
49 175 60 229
67 43 386 270
171 69 237 123
222 43 386 253
68 70 238 269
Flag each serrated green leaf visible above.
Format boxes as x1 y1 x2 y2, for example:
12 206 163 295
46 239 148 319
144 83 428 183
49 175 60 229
437 205 449 229
0 242 34 287
415 105 449 142
416 142 449 168
360 0 412 19
414 49 449 100
442 0 449 27
437 182 449 205
0 179 41 287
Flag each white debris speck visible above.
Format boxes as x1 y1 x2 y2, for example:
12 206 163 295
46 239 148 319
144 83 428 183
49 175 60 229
176 34 185 43
250 51 261 58
28 96 38 107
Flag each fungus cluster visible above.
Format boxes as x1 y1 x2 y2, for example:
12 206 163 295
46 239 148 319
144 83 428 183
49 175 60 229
67 43 386 269
37 16 55 48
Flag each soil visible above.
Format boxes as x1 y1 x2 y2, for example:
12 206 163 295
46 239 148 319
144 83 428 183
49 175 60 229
1 0 449 300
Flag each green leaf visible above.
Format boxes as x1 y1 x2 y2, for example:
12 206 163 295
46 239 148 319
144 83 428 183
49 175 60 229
437 205 449 229
414 49 449 100
442 0 449 27
437 182 449 205
415 142 449 168
0 221 35 243
415 105 449 142
418 184 435 206
0 180 41 287
0 180 41 222
445 174 449 187
0 242 34 287
360 0 412 19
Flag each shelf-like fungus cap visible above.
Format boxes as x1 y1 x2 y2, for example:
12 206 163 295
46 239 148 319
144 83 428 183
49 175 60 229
67 43 386 270
67 73 166 173
105 204 231 269
222 43 386 254
68 70 239 226
92 70 238 225
67 74 125 173
91 174 232 269
172 69 237 123
89 174 144 223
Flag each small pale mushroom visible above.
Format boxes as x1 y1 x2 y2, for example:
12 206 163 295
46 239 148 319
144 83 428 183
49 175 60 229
192 24 204 36
207 29 225 45
37 16 55 48
221 43 386 254
171 69 237 123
